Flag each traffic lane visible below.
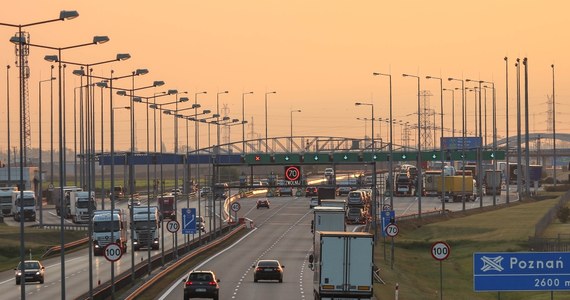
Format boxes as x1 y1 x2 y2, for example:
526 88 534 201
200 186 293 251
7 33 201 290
159 196 310 300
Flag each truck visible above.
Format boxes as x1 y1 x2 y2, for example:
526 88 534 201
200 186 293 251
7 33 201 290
11 190 37 222
131 206 160 251
69 191 96 224
434 175 476 202
0 187 16 216
110 186 126 199
92 209 128 256
319 199 346 210
53 186 82 217
158 195 176 220
423 170 443 196
312 206 346 234
506 163 543 186
484 170 502 196
394 172 413 196
310 231 374 300
317 186 336 201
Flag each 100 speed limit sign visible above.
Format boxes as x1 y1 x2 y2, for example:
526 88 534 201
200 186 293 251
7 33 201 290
103 243 123 262
431 241 450 261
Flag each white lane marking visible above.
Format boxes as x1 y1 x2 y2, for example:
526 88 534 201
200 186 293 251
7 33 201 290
157 227 258 300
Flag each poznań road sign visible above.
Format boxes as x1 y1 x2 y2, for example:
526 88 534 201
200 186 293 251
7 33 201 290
474 252 570 291
182 208 196 235
381 210 395 237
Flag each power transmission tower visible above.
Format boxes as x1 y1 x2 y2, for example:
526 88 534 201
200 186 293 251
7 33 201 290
14 31 31 166
420 90 433 149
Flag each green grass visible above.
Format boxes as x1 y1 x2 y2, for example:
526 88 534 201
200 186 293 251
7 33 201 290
374 198 568 300
0 223 87 271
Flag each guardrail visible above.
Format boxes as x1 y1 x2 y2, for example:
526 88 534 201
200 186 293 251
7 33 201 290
41 237 89 259
75 224 243 300
35 223 89 231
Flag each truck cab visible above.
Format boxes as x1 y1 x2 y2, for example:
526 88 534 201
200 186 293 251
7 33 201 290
11 191 36 222
70 191 96 224
131 206 160 250
92 209 127 256
0 187 16 216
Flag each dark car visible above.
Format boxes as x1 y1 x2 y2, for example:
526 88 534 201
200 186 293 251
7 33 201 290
278 186 293 196
305 186 318 197
15 260 45 284
183 270 220 300
336 186 352 196
253 259 284 283
256 199 270 209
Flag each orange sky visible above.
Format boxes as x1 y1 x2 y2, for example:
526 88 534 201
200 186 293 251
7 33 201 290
1 0 569 153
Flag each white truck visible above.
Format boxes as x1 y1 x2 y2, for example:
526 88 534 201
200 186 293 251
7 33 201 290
312 206 346 234
131 206 160 251
319 199 346 210
310 231 374 300
92 209 128 256
70 191 96 224
11 190 37 222
0 187 16 216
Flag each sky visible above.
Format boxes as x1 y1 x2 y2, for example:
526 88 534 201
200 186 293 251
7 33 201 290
0 0 569 154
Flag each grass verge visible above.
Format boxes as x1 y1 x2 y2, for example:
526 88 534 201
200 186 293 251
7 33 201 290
0 223 87 271
374 197 568 300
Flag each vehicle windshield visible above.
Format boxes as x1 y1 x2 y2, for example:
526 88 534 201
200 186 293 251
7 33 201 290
15 198 35 206
160 202 173 210
258 260 279 267
188 272 213 281
0 196 11 203
77 199 96 209
132 220 156 229
93 220 121 232
18 261 40 270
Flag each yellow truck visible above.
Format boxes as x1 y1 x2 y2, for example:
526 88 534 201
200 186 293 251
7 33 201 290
434 175 476 202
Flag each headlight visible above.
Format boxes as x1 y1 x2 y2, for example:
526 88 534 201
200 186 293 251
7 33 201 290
35 271 40 275
16 271 22 276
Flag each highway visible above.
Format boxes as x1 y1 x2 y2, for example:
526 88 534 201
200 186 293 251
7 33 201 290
0 181 519 299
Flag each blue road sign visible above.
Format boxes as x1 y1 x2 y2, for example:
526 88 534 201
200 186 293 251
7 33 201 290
474 252 570 291
381 210 395 237
182 208 196 235
441 137 482 150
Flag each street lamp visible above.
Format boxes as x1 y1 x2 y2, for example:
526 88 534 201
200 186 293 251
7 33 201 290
402 73 423 218
426 75 445 213
448 77 467 211
504 57 510 203
38 76 55 228
373 72 393 209
355 101 377 237
290 109 301 152
265 91 276 152
216 91 229 148
442 88 455 137
194 91 207 195
242 91 254 153
552 64 557 188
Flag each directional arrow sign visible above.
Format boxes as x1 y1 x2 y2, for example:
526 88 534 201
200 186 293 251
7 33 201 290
182 208 196 234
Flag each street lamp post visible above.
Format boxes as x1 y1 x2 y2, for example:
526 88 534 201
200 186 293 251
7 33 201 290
426 75 445 213
355 101 377 238
552 64 557 188
242 91 253 153
448 77 467 211
264 91 276 152
38 76 55 228
402 73 423 218
194 91 207 194
372 72 393 210
290 109 301 152
443 88 455 137
504 57 510 203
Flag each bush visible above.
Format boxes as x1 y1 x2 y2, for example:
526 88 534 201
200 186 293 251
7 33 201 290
557 206 570 223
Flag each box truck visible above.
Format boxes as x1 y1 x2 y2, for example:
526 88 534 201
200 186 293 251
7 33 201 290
69 191 96 224
310 231 374 300
434 175 476 202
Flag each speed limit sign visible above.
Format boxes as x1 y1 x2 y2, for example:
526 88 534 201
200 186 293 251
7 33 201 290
385 223 399 237
231 202 241 212
166 220 180 233
103 243 123 262
431 241 450 261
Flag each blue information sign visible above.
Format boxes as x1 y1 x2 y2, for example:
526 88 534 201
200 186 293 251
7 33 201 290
182 208 196 234
441 137 482 150
474 252 570 291
380 210 395 237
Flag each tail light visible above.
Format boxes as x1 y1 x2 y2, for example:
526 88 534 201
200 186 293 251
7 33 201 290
209 281 217 286
185 281 193 286
256 267 263 272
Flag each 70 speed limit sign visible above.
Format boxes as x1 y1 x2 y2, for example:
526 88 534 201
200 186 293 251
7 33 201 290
431 241 451 261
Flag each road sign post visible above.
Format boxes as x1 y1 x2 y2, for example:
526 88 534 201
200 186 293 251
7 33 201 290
230 202 241 223
431 241 450 300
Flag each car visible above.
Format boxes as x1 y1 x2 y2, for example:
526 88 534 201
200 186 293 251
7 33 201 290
253 259 284 282
128 198 141 209
183 270 220 300
199 187 212 198
256 199 270 209
196 216 206 232
309 197 320 208
336 186 352 196
171 188 182 195
324 167 334 176
305 186 318 197
278 186 293 196
15 260 45 285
